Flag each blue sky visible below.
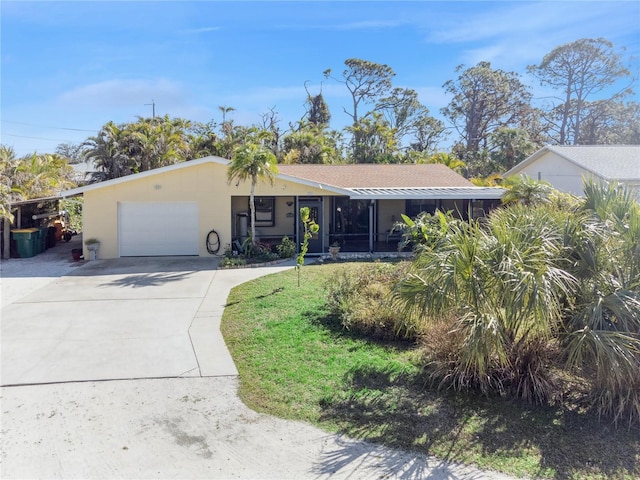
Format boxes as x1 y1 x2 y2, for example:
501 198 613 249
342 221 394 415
2 0 639 157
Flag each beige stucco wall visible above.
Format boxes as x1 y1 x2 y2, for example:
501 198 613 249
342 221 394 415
82 161 331 258
377 199 404 233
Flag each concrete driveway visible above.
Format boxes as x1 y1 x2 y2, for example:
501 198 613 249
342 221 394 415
3 258 212 385
1 257 297 386
1 255 516 480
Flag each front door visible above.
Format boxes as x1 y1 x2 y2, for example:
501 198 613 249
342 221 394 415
298 197 323 254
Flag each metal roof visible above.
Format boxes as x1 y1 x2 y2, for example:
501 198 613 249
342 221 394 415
346 187 506 200
506 145 640 180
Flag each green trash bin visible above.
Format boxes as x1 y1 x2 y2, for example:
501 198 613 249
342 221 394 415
38 226 49 252
11 228 38 258
32 228 42 254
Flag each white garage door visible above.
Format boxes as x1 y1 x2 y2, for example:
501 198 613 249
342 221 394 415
118 202 199 256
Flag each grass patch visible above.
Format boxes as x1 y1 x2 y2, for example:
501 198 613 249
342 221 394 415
221 263 640 480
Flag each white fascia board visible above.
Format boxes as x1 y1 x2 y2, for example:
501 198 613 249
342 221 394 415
274 172 353 196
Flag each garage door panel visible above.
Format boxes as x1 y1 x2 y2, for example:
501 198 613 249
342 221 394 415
119 202 199 257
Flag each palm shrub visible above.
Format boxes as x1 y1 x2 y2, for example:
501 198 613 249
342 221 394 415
561 179 640 425
395 181 640 425
396 206 575 403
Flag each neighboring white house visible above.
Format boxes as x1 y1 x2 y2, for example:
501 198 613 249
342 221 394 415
504 145 640 198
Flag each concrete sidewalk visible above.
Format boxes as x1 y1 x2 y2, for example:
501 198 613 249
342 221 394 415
190 261 299 377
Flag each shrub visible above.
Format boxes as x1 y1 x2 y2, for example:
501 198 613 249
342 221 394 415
326 262 414 340
276 236 296 258
394 210 457 252
220 256 247 268
395 184 640 426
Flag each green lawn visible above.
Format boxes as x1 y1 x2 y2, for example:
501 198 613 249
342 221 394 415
220 262 640 480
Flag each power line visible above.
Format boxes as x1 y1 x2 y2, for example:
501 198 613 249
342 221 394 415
0 133 80 143
1 120 97 133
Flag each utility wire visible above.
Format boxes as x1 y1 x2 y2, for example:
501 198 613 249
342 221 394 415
1 133 80 143
1 120 97 133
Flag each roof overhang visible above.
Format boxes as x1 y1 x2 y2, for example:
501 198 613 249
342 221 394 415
346 187 506 200
11 196 62 207
60 155 506 201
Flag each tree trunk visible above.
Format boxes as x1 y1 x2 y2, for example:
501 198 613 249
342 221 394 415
250 182 256 245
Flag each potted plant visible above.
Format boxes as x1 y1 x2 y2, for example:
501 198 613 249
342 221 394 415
84 238 100 261
328 241 341 260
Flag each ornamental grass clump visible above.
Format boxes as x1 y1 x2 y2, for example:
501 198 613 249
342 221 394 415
326 261 414 340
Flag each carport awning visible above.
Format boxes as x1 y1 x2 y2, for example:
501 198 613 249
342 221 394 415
345 187 506 200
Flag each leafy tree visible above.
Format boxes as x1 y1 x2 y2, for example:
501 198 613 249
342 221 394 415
441 61 532 173
488 128 537 173
281 122 343 164
227 144 279 245
325 58 395 125
0 146 76 218
528 38 633 145
344 113 398 163
304 82 331 126
55 142 84 164
408 115 448 155
575 100 640 145
378 87 448 155
189 120 222 158
325 58 396 162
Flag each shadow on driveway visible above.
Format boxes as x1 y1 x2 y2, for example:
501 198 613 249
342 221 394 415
99 271 196 288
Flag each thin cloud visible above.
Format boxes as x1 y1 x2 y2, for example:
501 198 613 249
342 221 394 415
55 79 187 109
275 19 404 31
326 20 404 30
181 26 222 34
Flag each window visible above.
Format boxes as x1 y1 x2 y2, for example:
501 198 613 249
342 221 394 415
406 199 439 218
253 197 275 226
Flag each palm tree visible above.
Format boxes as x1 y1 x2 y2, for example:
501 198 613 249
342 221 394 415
0 145 21 221
227 144 278 245
16 153 76 199
125 116 192 171
424 152 467 174
501 174 553 206
83 122 132 182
